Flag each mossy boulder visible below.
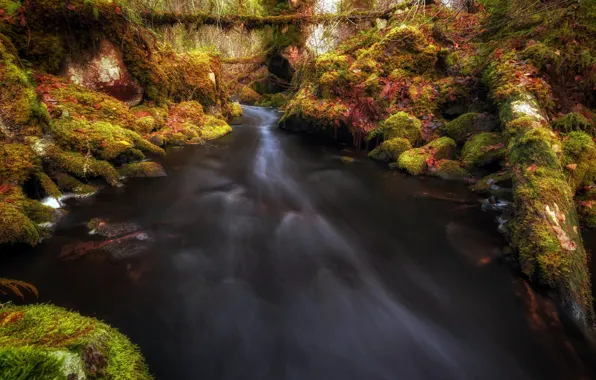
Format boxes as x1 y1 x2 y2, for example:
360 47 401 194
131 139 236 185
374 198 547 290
397 137 456 176
461 132 506 169
430 160 469 180
561 131 596 190
239 86 262 105
0 187 55 246
0 304 151 379
368 137 412 162
441 113 479 144
375 112 422 145
229 102 243 117
200 115 232 141
119 161 166 178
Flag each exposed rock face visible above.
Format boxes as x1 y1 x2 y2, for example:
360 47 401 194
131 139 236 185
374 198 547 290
63 38 144 106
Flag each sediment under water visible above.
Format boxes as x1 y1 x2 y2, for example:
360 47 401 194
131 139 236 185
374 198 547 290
1 106 595 379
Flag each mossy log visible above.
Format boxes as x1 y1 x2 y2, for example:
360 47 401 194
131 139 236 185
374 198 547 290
141 11 394 29
485 58 594 324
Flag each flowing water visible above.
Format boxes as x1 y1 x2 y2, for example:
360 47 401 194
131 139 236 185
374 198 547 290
2 106 595 379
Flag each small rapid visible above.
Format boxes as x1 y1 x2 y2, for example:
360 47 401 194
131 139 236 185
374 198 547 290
1 106 594 379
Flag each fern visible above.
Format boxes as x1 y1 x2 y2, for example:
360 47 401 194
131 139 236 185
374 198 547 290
0 278 38 300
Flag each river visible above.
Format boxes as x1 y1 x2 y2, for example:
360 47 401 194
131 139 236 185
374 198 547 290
1 106 595 379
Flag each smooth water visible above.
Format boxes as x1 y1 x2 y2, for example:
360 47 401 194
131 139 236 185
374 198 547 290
2 106 594 379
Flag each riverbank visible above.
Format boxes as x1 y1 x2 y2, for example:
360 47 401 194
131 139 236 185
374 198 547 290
278 1 596 326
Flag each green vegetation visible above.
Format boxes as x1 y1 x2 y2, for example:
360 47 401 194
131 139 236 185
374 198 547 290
0 304 151 379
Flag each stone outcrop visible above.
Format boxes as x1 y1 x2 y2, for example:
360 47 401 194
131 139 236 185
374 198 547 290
62 39 144 106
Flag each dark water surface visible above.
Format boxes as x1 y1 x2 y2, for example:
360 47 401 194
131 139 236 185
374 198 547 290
2 106 595 379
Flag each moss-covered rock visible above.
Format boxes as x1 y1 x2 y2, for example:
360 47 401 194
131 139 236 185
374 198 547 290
201 115 232 140
368 137 411 162
44 145 120 187
430 159 469 180
397 137 456 176
0 186 56 246
229 102 243 117
374 112 422 145
0 304 151 379
461 132 506 169
50 119 164 163
441 112 479 144
239 86 263 105
119 161 166 178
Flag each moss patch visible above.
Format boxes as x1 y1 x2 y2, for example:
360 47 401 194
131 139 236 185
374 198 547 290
368 137 411 162
0 304 151 379
441 112 479 144
461 132 506 169
119 161 166 178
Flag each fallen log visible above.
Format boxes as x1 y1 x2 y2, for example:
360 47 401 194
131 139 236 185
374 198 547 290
141 10 393 29
483 55 594 325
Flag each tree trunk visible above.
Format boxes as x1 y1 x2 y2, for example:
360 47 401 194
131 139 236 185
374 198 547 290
484 61 594 326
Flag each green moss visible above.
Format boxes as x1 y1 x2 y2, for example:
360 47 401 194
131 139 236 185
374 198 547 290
230 102 243 117
0 143 41 184
373 112 422 145
239 86 262 104
269 93 287 108
431 160 469 180
119 161 166 178
53 172 96 195
0 346 65 379
383 25 426 53
315 53 350 73
0 34 41 129
35 172 62 199
508 127 561 171
561 131 596 190
201 115 232 140
441 113 479 144
552 112 594 135
0 304 151 379
397 148 428 175
397 137 456 176
38 75 140 133
368 137 412 162
0 202 40 246
50 119 164 162
135 116 157 134
461 132 506 169
46 146 120 186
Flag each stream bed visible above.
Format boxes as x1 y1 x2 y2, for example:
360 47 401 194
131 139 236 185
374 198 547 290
1 106 595 379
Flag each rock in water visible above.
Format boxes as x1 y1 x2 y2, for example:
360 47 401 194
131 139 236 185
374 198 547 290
62 38 144 106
